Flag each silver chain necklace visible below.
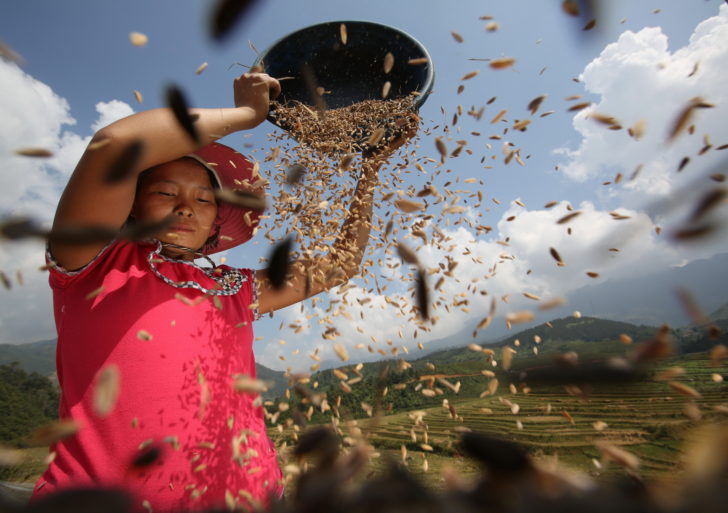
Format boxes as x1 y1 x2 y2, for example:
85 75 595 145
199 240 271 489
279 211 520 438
146 241 247 296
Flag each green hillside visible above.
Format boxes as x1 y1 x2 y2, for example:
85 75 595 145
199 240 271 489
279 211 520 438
269 353 728 484
423 316 657 366
707 301 728 323
276 317 661 422
0 340 56 377
0 363 59 444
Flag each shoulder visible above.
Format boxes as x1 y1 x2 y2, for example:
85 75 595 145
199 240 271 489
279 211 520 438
48 239 156 288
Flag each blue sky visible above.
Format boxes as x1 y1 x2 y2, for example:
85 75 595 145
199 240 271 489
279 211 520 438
1 0 727 372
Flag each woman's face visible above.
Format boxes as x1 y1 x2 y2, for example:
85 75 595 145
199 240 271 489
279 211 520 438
132 159 218 253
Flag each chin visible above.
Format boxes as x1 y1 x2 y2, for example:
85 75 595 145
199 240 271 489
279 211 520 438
158 233 206 251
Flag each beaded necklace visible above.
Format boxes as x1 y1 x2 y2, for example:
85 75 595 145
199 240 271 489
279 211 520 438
146 241 247 296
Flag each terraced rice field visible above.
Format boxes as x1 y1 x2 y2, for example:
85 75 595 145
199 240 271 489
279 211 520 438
270 354 728 487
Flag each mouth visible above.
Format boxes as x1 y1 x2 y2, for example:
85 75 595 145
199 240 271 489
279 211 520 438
169 224 196 233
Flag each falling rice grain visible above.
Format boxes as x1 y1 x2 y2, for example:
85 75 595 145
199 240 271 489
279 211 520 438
557 211 581 224
710 345 726 367
29 420 80 445
593 421 608 431
15 147 53 158
527 95 546 115
489 58 515 70
549 247 565 266
195 62 209 75
451 31 464 43
486 378 499 396
129 32 148 47
668 97 714 142
396 241 419 265
383 52 394 74
136 329 153 341
434 137 447 162
654 367 685 381
367 127 386 146
133 90 143 104
539 297 566 310
233 375 269 393
340 23 347 45
0 272 10 290
0 445 26 466
677 157 690 172
668 381 701 398
561 0 579 16
490 109 507 124
595 442 640 471
395 198 425 213
285 164 306 185
334 343 349 362
690 188 727 223
461 71 479 81
506 311 534 325
416 267 430 320
568 102 591 112
338 153 355 171
476 317 492 331
266 237 292 290
629 119 647 140
590 112 619 126
166 84 200 144
502 347 515 370
209 0 260 41
382 81 391 99
93 364 121 417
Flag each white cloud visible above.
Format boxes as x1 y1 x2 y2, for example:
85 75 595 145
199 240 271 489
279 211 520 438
246 9 728 372
558 5 728 205
0 60 134 344
91 100 134 133
256 200 693 372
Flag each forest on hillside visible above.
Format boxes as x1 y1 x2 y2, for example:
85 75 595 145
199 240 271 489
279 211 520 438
0 363 59 445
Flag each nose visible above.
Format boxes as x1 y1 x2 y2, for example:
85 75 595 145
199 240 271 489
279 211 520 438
174 200 193 217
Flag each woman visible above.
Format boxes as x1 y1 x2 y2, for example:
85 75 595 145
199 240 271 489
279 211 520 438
31 71 415 512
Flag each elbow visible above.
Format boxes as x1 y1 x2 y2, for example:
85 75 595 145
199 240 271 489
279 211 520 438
89 126 119 150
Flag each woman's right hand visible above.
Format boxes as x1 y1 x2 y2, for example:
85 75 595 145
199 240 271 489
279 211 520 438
233 72 281 127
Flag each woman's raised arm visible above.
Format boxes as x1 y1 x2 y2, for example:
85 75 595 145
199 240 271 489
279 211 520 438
255 117 419 315
51 73 280 271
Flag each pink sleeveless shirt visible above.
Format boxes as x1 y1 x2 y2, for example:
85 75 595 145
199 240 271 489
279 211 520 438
32 240 283 512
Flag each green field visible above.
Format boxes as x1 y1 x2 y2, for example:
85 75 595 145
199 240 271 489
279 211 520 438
269 353 727 488
3 354 725 492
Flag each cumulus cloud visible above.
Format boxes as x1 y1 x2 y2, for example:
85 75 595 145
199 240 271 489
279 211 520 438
0 60 134 344
251 9 728 372
256 200 690 371
558 5 728 205
91 100 134 133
